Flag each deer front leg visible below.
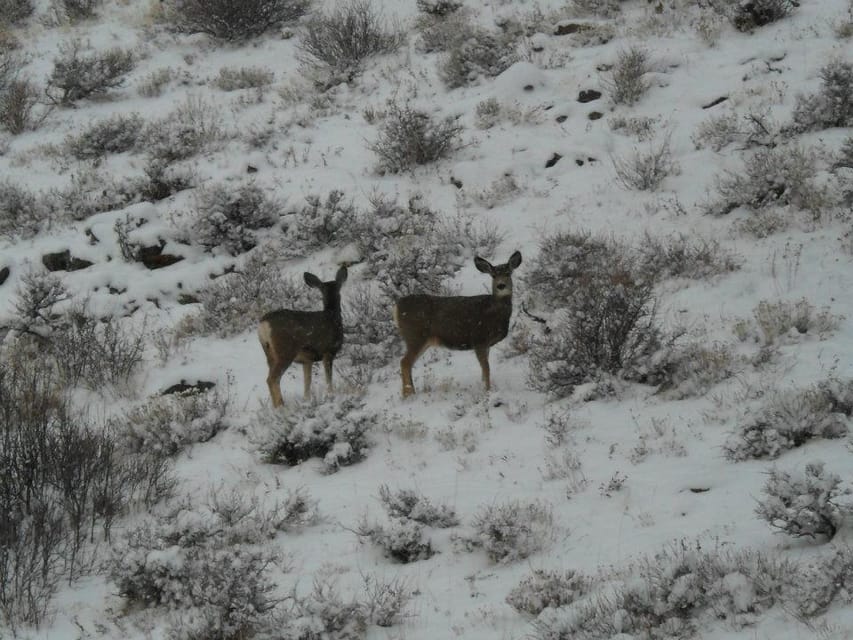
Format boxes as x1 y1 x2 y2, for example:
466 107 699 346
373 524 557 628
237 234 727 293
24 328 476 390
475 346 491 391
323 354 334 393
302 362 312 399
267 358 291 408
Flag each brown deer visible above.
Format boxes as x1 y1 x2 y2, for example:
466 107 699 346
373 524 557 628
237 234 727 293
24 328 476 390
258 266 347 407
393 251 521 397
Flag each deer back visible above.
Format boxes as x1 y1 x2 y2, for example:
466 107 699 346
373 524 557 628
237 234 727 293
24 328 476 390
395 294 512 350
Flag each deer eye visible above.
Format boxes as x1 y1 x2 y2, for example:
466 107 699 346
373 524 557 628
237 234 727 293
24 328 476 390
496 283 507 290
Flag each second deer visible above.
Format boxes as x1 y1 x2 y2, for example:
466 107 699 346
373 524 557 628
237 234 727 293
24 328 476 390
393 251 521 397
258 266 347 407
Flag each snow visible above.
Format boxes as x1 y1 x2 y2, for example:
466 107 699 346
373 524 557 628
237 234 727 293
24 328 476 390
1 0 853 638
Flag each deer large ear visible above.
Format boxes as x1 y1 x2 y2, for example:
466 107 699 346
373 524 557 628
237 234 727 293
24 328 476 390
304 272 322 288
335 265 348 287
474 256 494 274
507 251 522 271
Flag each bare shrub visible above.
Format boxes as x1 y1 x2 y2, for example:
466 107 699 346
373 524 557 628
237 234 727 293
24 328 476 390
297 0 403 84
213 65 274 91
114 387 230 457
536 543 795 639
378 485 459 527
46 40 135 106
0 352 175 632
415 4 471 53
188 249 314 337
606 46 650 106
66 112 145 160
507 569 590 616
0 0 34 24
137 67 173 98
44 168 142 222
786 547 853 618
756 462 845 540
167 0 311 40
252 396 376 473
0 180 47 239
735 298 840 345
282 577 367 636
416 0 462 16
732 0 795 32
0 77 42 134
187 181 279 255
368 101 464 173
474 96 501 129
525 232 664 399
705 145 834 219
471 499 554 563
723 382 851 461
692 108 779 151
284 189 358 252
439 26 517 88
142 95 223 163
792 60 853 132
636 231 741 281
355 516 435 563
655 341 740 399
612 136 677 191
341 284 400 379
54 0 100 22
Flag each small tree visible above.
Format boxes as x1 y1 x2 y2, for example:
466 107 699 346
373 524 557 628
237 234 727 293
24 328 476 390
46 41 135 105
168 0 311 40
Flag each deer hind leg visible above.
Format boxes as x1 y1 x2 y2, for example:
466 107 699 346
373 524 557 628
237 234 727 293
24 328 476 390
475 346 491 391
267 356 291 408
400 340 431 398
323 354 334 393
302 362 313 399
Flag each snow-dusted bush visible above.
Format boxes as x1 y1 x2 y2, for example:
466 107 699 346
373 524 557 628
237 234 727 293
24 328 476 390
297 0 403 84
55 0 100 22
142 95 224 163
439 26 516 88
114 387 230 457
786 547 853 618
137 67 173 98
0 0 33 24
0 180 46 238
45 168 141 222
356 516 436 563
341 284 400 377
189 249 314 337
282 577 367 638
732 0 795 32
187 181 279 255
792 60 853 132
285 189 358 252
756 462 845 540
368 101 464 173
137 158 196 202
705 145 834 219
734 298 841 345
167 0 310 40
45 41 135 105
655 341 740 399
66 112 145 160
378 485 459 527
724 383 850 461
612 136 678 191
416 0 462 16
636 231 741 281
111 496 289 637
606 46 650 106
253 395 376 472
693 108 779 151
528 272 661 399
0 76 41 134
414 4 471 53
471 499 554 563
213 65 274 91
506 569 591 616
536 543 795 639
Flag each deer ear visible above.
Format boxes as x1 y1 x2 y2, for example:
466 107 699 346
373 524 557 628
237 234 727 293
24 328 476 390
474 256 493 274
335 266 348 286
508 251 522 271
304 272 322 288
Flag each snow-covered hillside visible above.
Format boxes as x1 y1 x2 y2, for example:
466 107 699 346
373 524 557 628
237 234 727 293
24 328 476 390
1 0 852 638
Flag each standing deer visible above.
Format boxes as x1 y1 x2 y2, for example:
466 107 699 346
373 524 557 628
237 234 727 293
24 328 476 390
393 251 521 397
258 266 347 407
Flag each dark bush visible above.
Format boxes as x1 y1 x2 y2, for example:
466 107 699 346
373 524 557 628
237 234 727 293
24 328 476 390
0 0 34 24
0 180 45 239
168 0 311 40
66 113 145 160
0 77 41 134
189 181 279 255
439 26 516 88
56 0 100 22
368 102 464 173
46 41 135 105
378 485 459 527
732 0 795 32
792 60 853 132
285 189 358 251
297 0 403 83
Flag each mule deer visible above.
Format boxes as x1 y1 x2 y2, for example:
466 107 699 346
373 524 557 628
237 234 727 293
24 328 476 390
394 251 521 397
258 266 347 407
